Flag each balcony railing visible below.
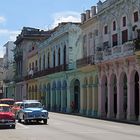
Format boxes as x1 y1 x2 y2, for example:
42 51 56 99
24 64 68 80
76 55 94 68
95 40 135 62
134 39 140 51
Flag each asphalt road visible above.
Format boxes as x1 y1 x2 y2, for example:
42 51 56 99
0 112 140 140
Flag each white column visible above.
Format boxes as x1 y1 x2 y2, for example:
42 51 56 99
98 83 106 118
107 83 114 118
80 85 84 114
127 81 135 121
117 81 124 120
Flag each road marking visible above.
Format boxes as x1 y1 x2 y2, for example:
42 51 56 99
16 123 29 129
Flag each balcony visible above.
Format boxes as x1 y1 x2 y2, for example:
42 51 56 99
95 41 135 62
24 64 68 80
134 38 140 51
76 55 94 68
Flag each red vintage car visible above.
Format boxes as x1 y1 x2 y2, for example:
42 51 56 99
0 104 16 129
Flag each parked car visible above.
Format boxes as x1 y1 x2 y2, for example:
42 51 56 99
0 98 15 107
0 104 16 128
11 101 23 118
17 100 49 124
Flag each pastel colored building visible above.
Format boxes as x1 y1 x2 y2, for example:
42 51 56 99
95 0 140 122
14 27 52 101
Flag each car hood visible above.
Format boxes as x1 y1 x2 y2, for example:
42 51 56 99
24 108 47 112
0 112 15 120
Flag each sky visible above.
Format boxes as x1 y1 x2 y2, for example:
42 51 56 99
0 0 105 57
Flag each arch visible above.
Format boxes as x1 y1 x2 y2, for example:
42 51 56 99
52 81 56 111
63 45 66 70
53 51 55 67
47 83 51 110
29 86 31 100
48 52 50 68
58 48 61 66
101 75 108 116
119 72 127 119
57 81 61 111
110 73 117 117
62 80 67 112
43 54 45 70
32 85 35 100
35 85 37 100
70 79 80 113
39 57 41 71
129 70 139 120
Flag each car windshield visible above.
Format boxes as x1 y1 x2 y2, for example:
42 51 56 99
0 100 14 105
0 106 10 112
24 103 42 108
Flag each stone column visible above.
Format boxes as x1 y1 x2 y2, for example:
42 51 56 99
127 81 135 121
92 84 98 116
117 82 124 120
107 83 114 118
66 85 71 113
86 85 91 115
98 83 106 118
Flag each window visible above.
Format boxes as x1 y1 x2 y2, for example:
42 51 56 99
112 34 118 46
48 52 50 68
58 48 60 66
122 30 128 44
122 16 126 27
63 46 66 65
104 25 108 34
53 51 55 67
113 21 116 31
43 55 45 70
32 62 34 70
134 11 138 22
103 41 109 50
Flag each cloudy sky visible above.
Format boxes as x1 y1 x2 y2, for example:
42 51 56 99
0 0 104 57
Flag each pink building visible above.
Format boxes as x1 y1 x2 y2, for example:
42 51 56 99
95 0 140 122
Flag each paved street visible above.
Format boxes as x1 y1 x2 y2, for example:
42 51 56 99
0 112 140 140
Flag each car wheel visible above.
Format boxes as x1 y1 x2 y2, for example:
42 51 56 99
11 125 15 129
24 119 28 124
18 117 21 123
43 119 47 124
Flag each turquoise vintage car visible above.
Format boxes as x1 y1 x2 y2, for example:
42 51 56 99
17 100 49 124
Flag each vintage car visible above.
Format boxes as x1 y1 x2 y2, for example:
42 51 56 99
0 104 16 128
11 101 23 118
0 98 15 107
17 100 49 124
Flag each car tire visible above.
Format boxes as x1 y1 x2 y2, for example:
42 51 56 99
18 117 21 123
11 125 15 129
43 119 47 124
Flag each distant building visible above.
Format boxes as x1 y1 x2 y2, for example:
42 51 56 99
14 27 53 101
0 58 4 98
3 41 15 99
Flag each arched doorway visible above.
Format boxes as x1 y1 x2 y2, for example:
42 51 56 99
70 79 80 113
83 78 87 114
52 81 56 111
104 77 108 116
113 75 117 117
123 73 127 119
47 83 51 110
62 80 67 112
57 81 61 111
135 71 139 120
74 79 80 112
